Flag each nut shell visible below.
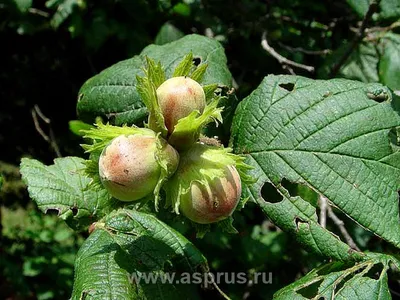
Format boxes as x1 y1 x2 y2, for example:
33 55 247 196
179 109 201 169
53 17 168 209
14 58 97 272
99 135 178 201
156 76 206 133
180 165 242 224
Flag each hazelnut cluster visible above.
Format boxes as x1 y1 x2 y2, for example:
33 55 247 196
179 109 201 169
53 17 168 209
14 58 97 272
85 55 249 225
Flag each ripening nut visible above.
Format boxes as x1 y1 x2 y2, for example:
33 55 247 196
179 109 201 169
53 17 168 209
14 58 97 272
180 165 242 224
156 76 206 133
99 134 179 201
165 143 242 224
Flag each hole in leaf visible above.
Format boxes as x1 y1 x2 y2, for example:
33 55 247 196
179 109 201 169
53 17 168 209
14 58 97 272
81 290 90 300
296 279 323 298
261 182 283 203
193 57 201 66
365 263 383 280
294 217 308 230
45 208 60 216
390 93 400 114
389 128 400 147
366 91 388 103
317 261 355 276
334 264 370 293
335 273 353 293
71 206 78 216
77 93 84 102
280 179 319 207
279 82 295 91
105 112 117 123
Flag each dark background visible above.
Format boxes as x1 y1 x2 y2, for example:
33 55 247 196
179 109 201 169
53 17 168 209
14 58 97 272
1 0 400 299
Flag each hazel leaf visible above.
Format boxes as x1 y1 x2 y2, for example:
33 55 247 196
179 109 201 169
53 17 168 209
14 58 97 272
232 75 400 258
20 157 120 231
145 56 166 89
274 252 395 299
136 67 168 137
173 52 194 77
77 34 232 126
190 63 208 83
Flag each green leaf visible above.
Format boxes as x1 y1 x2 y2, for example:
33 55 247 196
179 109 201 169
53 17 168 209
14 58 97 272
72 210 206 299
71 229 138 299
68 120 94 136
144 56 166 89
81 122 154 155
141 34 232 86
190 63 208 83
231 75 400 254
319 42 379 83
346 0 370 18
172 2 191 16
13 0 32 13
154 22 185 45
347 0 400 20
379 0 400 19
274 253 396 299
379 33 400 91
320 33 400 92
168 98 223 150
136 58 168 136
20 157 120 230
49 0 80 29
153 136 177 209
173 52 194 77
77 56 147 126
77 34 232 126
103 209 207 272
203 84 219 102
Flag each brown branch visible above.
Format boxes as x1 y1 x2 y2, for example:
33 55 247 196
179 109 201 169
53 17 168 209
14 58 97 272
282 64 296 75
278 42 332 56
31 105 62 158
330 0 379 77
28 8 50 18
327 205 360 251
32 109 50 142
365 20 400 33
261 32 315 73
319 195 328 228
34 104 50 124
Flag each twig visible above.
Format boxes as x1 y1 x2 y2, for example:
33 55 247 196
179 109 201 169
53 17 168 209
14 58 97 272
278 42 332 56
34 105 50 124
319 195 328 228
261 32 315 72
366 20 400 33
32 109 49 142
327 205 360 251
28 8 50 18
364 20 400 42
31 105 62 157
282 64 296 75
330 0 379 77
205 28 214 38
206 272 231 300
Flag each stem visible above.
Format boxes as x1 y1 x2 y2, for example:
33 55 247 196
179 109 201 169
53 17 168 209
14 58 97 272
206 272 231 300
31 105 62 158
327 205 360 251
319 195 328 228
261 32 315 72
